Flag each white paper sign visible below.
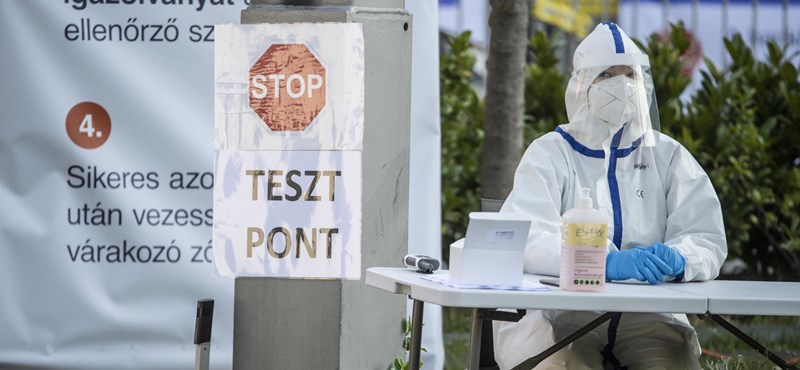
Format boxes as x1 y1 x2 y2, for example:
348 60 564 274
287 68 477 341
213 150 362 278
213 23 364 279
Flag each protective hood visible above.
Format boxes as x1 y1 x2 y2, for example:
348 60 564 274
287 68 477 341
562 22 660 149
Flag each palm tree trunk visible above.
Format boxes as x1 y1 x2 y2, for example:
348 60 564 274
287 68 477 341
481 0 530 201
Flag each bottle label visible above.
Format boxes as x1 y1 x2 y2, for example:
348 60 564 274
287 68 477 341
563 223 607 247
561 243 606 290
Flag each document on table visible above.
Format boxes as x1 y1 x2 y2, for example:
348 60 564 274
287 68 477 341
421 274 550 291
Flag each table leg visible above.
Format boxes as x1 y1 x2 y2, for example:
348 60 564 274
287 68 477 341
408 299 424 370
704 313 798 370
467 308 483 370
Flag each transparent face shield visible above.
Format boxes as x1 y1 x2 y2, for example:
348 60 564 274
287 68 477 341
564 56 660 149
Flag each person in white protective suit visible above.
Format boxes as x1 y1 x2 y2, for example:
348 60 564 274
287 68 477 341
493 22 728 370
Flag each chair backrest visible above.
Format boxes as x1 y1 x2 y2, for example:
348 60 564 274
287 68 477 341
480 198 504 213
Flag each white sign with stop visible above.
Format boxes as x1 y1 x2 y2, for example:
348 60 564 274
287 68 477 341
214 23 364 279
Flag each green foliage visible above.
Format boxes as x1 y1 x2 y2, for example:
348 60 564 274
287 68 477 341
694 316 800 369
678 34 800 280
440 24 800 280
523 31 568 141
636 21 694 135
440 31 484 259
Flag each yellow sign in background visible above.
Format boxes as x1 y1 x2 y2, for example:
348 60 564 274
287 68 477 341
534 0 618 37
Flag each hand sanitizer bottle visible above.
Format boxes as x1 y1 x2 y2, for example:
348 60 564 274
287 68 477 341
560 188 608 292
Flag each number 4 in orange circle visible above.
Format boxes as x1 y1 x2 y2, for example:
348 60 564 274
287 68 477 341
66 101 111 149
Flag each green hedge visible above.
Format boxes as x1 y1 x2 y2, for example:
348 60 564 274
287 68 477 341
439 23 800 280
440 31 483 262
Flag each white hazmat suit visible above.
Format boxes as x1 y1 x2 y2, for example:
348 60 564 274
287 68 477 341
493 23 728 370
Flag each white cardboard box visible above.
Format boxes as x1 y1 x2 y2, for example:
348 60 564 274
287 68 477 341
448 212 531 286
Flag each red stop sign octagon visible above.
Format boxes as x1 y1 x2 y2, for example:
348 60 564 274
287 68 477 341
249 44 327 132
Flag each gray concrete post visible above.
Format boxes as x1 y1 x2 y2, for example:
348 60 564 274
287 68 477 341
234 1 412 369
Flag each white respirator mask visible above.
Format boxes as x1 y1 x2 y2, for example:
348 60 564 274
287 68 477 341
587 75 642 128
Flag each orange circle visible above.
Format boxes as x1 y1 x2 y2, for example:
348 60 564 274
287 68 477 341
65 102 111 149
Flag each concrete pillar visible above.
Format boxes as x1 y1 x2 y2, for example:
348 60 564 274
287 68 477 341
234 1 412 369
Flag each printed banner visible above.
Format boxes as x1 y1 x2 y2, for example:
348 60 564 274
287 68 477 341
213 24 364 279
534 0 595 37
0 2 242 369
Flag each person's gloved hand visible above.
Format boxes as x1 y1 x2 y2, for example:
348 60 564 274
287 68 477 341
645 242 686 279
606 247 674 285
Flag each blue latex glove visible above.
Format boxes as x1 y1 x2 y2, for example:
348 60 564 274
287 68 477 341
646 242 686 280
606 247 674 285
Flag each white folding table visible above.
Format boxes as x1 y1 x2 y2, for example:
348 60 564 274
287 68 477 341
366 267 800 370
